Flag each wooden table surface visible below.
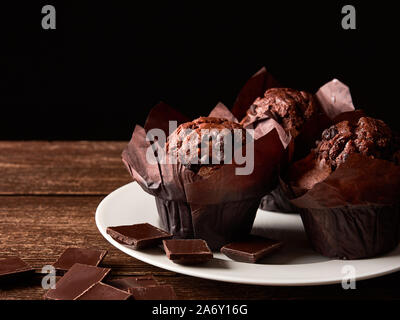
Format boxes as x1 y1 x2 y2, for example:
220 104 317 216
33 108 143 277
1 141 400 300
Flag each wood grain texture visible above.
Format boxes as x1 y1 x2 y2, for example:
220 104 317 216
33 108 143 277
1 141 400 300
0 141 132 195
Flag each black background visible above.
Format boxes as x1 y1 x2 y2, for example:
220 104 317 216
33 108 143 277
0 2 398 140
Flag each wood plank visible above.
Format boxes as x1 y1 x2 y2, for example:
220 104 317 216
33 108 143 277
1 141 399 300
0 141 132 195
0 196 165 273
3 271 400 300
0 196 171 300
2 195 400 300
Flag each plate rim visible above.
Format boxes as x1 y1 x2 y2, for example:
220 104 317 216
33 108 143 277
95 182 400 286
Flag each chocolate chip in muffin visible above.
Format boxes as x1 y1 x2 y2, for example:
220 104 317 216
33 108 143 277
322 126 339 140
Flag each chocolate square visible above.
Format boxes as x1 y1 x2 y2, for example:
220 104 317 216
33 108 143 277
163 239 213 264
44 263 111 300
107 275 158 291
129 285 177 300
0 256 34 282
220 235 283 263
77 282 132 300
52 248 107 272
106 223 172 249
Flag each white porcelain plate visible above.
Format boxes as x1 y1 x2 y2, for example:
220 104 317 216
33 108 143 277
95 182 400 286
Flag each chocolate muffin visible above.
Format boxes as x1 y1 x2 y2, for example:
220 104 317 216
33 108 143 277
123 102 285 250
285 116 400 259
290 116 399 191
240 88 319 138
166 117 247 177
242 88 326 212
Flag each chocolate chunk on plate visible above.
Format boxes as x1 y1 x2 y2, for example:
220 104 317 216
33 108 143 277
106 223 172 250
0 256 34 282
129 285 177 300
77 282 132 300
52 248 107 273
44 263 110 300
163 239 213 265
107 275 158 291
220 235 283 263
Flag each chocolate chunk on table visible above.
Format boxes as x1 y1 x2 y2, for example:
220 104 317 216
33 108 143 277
129 285 177 300
77 282 132 300
220 235 283 263
44 263 110 300
163 239 213 265
106 223 172 249
107 275 158 291
0 256 34 282
52 248 107 273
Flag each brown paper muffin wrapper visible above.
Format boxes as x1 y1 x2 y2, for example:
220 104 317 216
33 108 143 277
259 178 298 213
298 204 400 260
122 102 285 250
232 66 282 122
156 197 260 250
232 68 356 212
289 154 400 259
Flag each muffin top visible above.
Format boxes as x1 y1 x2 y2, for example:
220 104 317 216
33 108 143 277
288 116 399 191
166 117 246 176
315 116 397 170
240 88 319 138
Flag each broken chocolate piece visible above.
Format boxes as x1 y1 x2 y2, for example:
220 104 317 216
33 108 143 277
0 256 34 282
44 263 110 300
129 285 177 300
163 239 213 264
107 275 158 291
107 223 172 249
77 282 132 300
220 235 283 263
52 248 107 272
